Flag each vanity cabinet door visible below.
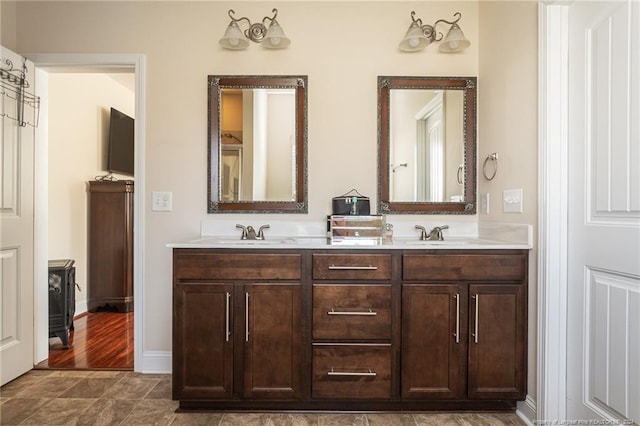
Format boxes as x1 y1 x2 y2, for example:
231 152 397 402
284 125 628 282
243 283 302 399
467 284 526 400
173 283 233 399
401 284 466 399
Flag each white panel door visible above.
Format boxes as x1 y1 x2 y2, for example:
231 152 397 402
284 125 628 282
0 46 36 385
567 1 640 422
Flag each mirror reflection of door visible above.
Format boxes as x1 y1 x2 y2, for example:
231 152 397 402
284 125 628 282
416 92 444 202
220 87 296 202
389 89 465 203
221 147 241 201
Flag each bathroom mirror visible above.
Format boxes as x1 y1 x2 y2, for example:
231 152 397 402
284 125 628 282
208 75 308 213
377 76 476 214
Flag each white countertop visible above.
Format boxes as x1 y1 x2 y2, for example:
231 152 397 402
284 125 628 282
167 221 533 250
167 235 531 250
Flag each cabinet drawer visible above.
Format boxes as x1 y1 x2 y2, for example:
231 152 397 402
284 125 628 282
312 344 391 399
313 285 391 339
403 254 526 281
174 252 301 280
312 254 392 280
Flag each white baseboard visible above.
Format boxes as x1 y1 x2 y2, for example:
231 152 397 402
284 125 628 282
75 300 88 316
140 350 171 374
517 395 537 426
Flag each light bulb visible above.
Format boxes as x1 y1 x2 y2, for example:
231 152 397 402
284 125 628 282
229 37 239 47
409 38 419 48
270 37 281 46
448 41 459 50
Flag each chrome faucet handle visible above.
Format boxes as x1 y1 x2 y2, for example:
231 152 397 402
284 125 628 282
257 224 270 240
415 225 428 241
236 224 248 240
427 225 449 241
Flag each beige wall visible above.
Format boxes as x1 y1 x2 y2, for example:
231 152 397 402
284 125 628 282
47 73 134 313
0 1 17 50
478 1 538 400
8 0 538 400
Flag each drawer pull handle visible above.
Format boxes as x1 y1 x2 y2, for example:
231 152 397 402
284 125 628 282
328 309 377 316
328 265 378 271
327 368 377 377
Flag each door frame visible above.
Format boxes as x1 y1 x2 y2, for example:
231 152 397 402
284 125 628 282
30 53 146 371
538 1 569 422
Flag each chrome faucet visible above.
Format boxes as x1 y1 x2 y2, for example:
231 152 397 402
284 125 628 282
236 224 270 240
257 224 270 240
415 225 450 241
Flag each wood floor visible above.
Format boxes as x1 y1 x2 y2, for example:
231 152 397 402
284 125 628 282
36 311 134 370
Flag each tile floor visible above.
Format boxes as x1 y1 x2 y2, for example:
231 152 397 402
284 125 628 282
1 370 525 425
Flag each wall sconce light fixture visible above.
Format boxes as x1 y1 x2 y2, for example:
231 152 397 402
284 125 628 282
219 8 290 50
399 11 470 53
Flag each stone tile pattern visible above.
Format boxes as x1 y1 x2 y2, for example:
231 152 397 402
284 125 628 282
1 370 525 425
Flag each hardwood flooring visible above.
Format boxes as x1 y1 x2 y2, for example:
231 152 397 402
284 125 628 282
37 311 134 370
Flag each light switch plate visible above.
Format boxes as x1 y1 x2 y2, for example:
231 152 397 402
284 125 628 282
503 189 523 213
152 191 172 211
481 193 490 214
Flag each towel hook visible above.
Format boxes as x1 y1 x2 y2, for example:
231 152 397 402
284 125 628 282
482 153 498 181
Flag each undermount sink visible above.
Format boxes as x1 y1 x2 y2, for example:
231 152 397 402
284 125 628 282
190 237 297 245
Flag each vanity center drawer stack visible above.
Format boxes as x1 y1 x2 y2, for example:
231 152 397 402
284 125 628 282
311 253 393 399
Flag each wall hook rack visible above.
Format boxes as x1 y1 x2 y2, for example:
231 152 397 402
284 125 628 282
0 57 40 127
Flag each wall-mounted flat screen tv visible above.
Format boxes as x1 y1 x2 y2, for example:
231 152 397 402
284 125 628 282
108 107 134 177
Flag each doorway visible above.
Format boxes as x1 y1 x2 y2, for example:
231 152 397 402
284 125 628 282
31 54 145 372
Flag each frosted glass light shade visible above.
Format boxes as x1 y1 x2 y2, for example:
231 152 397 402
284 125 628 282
439 23 470 53
399 22 430 52
219 21 250 50
262 19 290 49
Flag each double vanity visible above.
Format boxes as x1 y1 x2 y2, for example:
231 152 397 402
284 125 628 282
169 229 530 411
170 73 531 411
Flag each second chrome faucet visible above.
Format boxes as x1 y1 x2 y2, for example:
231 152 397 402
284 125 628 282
236 224 270 240
415 225 449 241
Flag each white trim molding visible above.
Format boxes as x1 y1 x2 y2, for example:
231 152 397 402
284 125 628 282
141 351 171 374
28 53 146 373
517 395 538 426
537 2 569 423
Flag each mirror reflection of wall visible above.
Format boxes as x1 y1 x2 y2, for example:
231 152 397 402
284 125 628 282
220 88 296 202
389 89 464 203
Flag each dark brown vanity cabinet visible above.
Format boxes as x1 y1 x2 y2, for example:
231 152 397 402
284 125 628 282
401 253 528 401
172 248 528 410
172 251 302 402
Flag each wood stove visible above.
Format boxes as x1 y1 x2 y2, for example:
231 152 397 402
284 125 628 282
48 259 77 349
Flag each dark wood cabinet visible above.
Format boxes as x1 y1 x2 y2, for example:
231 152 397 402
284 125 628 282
401 284 466 399
467 284 527 400
87 180 133 312
401 252 528 402
172 251 302 403
172 248 528 411
242 283 301 399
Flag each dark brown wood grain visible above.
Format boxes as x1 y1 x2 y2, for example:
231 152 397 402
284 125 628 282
401 284 467 399
403 253 527 281
312 254 392 280
312 344 392 399
312 284 392 340
174 252 301 280
87 181 134 312
467 284 527 400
